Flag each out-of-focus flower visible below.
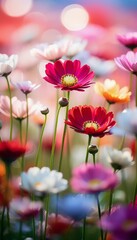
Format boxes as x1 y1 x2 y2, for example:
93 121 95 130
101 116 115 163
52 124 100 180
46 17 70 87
47 214 73 236
65 38 87 58
117 32 137 50
0 140 28 164
21 167 68 196
44 60 94 91
30 40 70 62
94 79 131 104
87 56 116 77
0 54 18 77
65 105 115 137
115 51 137 75
11 80 40 95
71 163 119 194
115 108 137 137
10 197 42 220
0 96 38 120
100 206 137 240
53 194 96 221
105 146 134 170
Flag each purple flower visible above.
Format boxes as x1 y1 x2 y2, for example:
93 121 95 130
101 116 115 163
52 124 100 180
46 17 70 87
11 80 40 95
115 51 137 75
100 205 137 240
117 32 137 50
71 163 119 194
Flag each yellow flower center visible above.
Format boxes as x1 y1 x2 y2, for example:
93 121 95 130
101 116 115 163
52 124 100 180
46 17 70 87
89 179 101 188
34 182 42 188
83 121 99 130
61 74 78 87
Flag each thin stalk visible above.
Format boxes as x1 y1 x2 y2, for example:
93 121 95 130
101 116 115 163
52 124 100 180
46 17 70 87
133 137 137 205
93 153 96 165
19 221 22 240
58 91 70 172
35 115 47 166
121 169 128 203
19 119 23 144
40 209 43 240
96 194 104 240
32 217 36 240
82 218 86 240
45 195 50 240
119 135 125 150
50 106 61 169
5 76 13 140
129 72 133 92
85 135 92 164
25 94 29 144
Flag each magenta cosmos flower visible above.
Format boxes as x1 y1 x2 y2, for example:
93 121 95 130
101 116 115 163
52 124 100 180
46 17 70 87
115 51 137 75
117 32 137 50
65 105 115 137
43 60 94 91
71 163 119 194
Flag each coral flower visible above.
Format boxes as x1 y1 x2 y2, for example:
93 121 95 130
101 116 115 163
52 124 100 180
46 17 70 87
94 79 131 104
71 163 119 194
44 60 94 91
115 51 137 75
0 140 28 164
65 105 115 137
117 32 137 50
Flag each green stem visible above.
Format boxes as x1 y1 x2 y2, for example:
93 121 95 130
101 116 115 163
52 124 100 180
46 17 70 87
119 135 125 150
25 94 29 145
93 154 96 165
19 221 22 240
96 194 104 240
58 91 70 172
133 137 137 205
32 217 36 240
50 106 61 169
5 76 13 140
85 135 92 164
35 115 47 166
129 72 133 93
45 195 50 240
121 169 128 203
19 119 23 144
82 218 86 240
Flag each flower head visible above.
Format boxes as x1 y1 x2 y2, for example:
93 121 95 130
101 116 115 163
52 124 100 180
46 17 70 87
65 38 87 58
0 54 18 77
94 79 131 104
44 60 94 91
71 163 119 194
0 140 28 164
100 206 137 240
65 105 115 137
115 51 137 75
10 197 43 220
117 32 137 50
0 96 38 120
105 146 134 170
21 167 68 196
11 80 40 95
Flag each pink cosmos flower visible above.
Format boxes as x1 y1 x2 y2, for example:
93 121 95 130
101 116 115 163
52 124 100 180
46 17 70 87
44 60 94 91
115 51 137 75
0 96 38 120
117 32 137 50
11 80 40 95
71 163 119 194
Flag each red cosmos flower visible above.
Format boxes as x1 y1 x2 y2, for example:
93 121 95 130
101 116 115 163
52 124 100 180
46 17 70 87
65 105 115 137
43 60 94 91
0 140 28 164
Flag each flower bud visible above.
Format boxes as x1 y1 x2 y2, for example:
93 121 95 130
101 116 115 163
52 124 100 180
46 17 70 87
58 97 69 107
41 107 49 115
88 145 98 154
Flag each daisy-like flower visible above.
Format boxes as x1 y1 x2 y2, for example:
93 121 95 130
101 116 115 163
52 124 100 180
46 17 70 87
105 146 134 170
94 79 131 104
65 105 115 137
117 32 137 50
44 60 94 91
115 51 137 75
21 167 68 196
0 54 18 76
100 206 137 240
65 38 87 58
11 80 40 95
0 96 38 120
115 108 137 137
0 140 28 164
71 163 119 194
10 197 43 220
30 40 70 62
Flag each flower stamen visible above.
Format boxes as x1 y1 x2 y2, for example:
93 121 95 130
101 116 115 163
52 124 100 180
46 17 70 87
83 121 99 131
61 74 78 87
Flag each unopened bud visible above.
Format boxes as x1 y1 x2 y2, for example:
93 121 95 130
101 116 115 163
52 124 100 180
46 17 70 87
41 107 49 115
88 145 98 154
58 97 69 107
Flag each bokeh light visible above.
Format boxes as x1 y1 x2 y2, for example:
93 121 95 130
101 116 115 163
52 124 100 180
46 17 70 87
1 0 33 17
61 4 89 31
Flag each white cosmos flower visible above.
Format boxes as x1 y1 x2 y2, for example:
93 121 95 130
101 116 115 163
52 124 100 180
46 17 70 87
11 80 40 95
21 167 68 195
65 38 87 58
0 96 38 120
105 146 134 170
0 54 18 76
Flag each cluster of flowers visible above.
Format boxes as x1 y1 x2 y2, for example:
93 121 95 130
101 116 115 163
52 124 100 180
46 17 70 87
0 32 137 240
